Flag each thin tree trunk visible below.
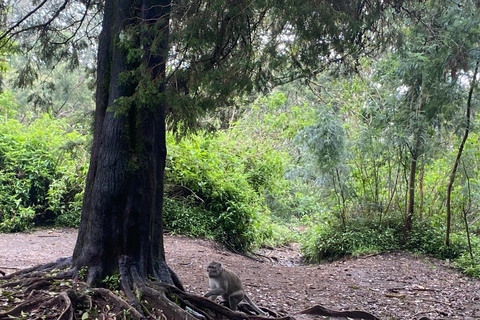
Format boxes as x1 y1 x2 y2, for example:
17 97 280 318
463 205 474 264
404 77 426 240
383 155 400 220
72 0 175 286
445 60 479 246
462 164 475 264
418 156 424 219
332 169 347 229
405 134 420 237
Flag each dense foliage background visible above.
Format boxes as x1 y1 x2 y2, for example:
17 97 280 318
1 0 480 277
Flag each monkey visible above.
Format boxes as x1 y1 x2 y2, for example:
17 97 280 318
204 261 268 316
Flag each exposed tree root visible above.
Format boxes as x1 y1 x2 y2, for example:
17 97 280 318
52 291 73 320
0 295 46 319
300 305 380 319
93 288 142 317
0 257 72 280
0 260 380 320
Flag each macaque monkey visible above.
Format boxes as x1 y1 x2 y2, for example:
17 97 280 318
204 261 268 316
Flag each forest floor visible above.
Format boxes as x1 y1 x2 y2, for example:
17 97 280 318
1 228 480 320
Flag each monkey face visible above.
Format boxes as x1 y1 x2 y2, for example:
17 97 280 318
206 261 222 277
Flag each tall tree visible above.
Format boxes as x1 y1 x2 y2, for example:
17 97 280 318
72 0 175 288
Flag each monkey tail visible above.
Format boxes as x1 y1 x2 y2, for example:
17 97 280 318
244 295 268 316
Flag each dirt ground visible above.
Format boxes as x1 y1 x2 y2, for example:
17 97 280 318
1 229 480 319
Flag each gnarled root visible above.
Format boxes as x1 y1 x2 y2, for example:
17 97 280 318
0 257 73 281
91 288 144 319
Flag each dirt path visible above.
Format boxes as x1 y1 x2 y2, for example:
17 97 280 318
1 228 480 319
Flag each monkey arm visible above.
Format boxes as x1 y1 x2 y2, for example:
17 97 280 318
204 288 225 298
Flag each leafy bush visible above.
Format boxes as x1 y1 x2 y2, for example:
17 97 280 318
0 116 88 231
163 197 217 238
302 219 402 262
301 217 466 263
164 131 284 251
164 194 297 249
455 243 480 278
405 222 466 260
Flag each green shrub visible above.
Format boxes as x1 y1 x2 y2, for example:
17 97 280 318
0 116 88 232
302 216 467 263
463 265 480 278
455 245 480 278
302 220 402 263
163 196 217 238
165 132 270 251
405 222 466 260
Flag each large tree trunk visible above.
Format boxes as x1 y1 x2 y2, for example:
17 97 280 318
72 0 174 286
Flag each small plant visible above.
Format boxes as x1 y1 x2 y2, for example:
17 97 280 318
78 266 89 281
102 273 120 290
463 265 480 278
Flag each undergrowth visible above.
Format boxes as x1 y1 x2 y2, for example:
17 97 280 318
163 196 299 250
0 116 88 232
302 217 470 268
163 130 297 252
300 214 480 280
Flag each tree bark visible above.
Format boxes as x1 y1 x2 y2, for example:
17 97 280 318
72 0 174 285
